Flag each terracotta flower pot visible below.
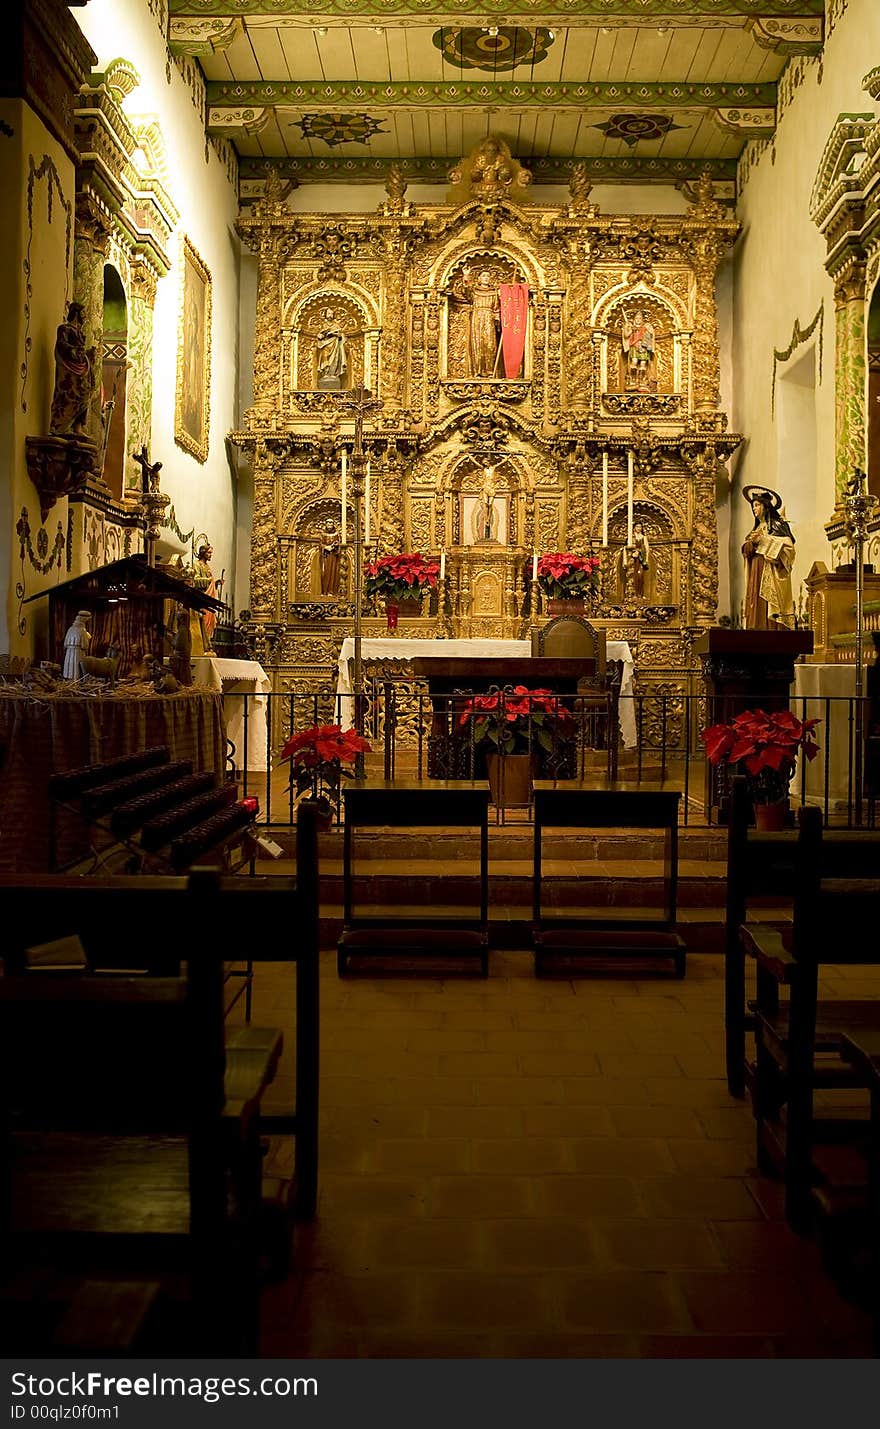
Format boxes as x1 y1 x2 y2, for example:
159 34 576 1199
385 595 422 630
486 752 533 807
753 800 788 832
546 597 587 616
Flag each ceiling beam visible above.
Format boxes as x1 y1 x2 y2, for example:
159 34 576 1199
238 153 740 186
171 0 822 17
206 78 777 111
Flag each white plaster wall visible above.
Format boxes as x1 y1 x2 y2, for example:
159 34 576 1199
280 181 691 216
75 0 242 602
731 0 880 619
0 99 76 658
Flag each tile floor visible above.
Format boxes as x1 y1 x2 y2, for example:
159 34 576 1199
241 951 876 1358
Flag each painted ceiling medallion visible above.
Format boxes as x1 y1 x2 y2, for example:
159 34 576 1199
432 26 554 72
291 113 386 147
593 113 686 147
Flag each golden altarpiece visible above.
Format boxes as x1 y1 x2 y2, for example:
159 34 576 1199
231 143 741 752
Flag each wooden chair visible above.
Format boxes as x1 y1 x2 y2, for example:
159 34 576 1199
532 781 685 978
723 777 799 1097
531 617 619 778
337 779 490 977
742 806 880 1230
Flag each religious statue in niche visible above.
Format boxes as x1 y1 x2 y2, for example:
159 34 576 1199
191 539 221 652
478 466 498 542
50 302 95 436
314 518 342 596
447 135 532 206
620 308 657 393
616 522 652 602
447 263 529 380
741 486 796 630
315 308 348 389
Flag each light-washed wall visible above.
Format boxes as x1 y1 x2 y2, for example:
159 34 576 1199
730 0 880 620
0 99 76 656
75 0 242 605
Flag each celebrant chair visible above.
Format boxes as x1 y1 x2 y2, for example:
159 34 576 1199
531 617 619 778
742 805 880 1231
532 782 685 978
337 779 490 977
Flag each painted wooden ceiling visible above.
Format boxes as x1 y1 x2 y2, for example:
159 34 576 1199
167 2 824 187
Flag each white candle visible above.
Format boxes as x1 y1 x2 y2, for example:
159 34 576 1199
364 459 371 545
627 449 634 546
602 451 609 548
532 552 538 581
440 550 445 581
341 449 347 545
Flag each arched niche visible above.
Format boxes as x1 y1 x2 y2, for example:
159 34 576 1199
101 264 128 500
442 252 532 382
443 452 529 547
287 496 351 603
598 291 682 397
868 280 880 499
287 290 375 396
600 502 678 607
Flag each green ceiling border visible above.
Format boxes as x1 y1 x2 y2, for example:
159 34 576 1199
172 1 822 17
207 79 776 108
238 154 740 184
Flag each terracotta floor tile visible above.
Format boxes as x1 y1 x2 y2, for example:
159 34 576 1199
568 1137 676 1176
472 1137 570 1173
365 1219 485 1270
640 1176 765 1221
418 1273 554 1329
373 1138 471 1174
483 1218 601 1269
521 1104 614 1138
498 1333 639 1358
537 1175 645 1218
428 1175 536 1219
427 1105 524 1139
560 1273 689 1333
610 1104 705 1138
679 1272 836 1335
594 1218 723 1270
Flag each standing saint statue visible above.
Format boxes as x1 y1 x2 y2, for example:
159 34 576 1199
741 486 796 630
453 267 501 378
616 522 651 602
316 518 342 596
50 302 95 436
191 540 220 651
315 308 348 389
621 308 656 392
62 610 92 680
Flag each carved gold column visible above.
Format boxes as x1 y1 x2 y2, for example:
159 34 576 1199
682 232 725 414
567 450 593 552
249 234 282 424
380 229 407 412
546 290 564 427
687 450 719 625
125 259 158 491
832 264 867 509
565 238 592 412
250 441 281 619
378 452 405 556
73 193 112 451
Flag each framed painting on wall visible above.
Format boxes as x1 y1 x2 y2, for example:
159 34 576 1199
174 235 212 463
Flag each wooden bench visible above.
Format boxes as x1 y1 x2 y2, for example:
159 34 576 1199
742 805 880 1231
532 782 685 978
337 779 490 977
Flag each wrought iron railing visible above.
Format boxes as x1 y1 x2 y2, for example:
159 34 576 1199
224 683 880 831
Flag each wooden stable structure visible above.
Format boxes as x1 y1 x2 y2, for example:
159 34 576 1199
25 556 224 678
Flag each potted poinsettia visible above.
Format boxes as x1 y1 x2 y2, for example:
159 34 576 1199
458 685 576 806
364 552 440 629
279 723 372 827
700 708 819 830
537 552 601 614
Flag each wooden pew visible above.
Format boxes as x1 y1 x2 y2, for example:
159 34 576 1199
741 806 880 1231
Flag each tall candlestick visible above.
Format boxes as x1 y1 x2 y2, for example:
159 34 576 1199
532 552 538 582
627 449 634 546
602 452 609 547
364 459 371 546
440 550 446 581
341 448 348 545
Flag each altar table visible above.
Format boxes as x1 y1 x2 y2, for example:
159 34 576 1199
192 656 271 772
336 638 637 747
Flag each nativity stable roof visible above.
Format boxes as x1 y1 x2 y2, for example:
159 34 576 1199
24 555 224 612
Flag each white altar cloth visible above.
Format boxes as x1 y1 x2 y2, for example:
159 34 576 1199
336 638 636 748
192 656 271 771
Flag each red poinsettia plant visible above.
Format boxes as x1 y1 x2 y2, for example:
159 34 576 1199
364 552 440 604
279 723 372 817
537 552 601 600
700 708 820 804
459 685 577 756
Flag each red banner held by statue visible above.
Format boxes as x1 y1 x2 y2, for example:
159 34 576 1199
499 282 529 380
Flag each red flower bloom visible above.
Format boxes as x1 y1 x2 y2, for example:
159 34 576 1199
459 685 575 755
700 708 819 777
364 552 440 602
279 722 372 812
536 552 601 600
